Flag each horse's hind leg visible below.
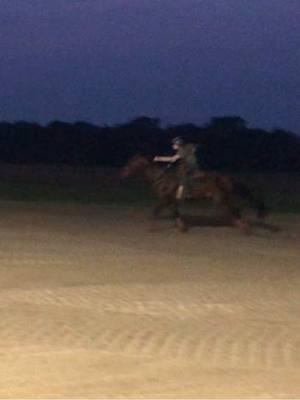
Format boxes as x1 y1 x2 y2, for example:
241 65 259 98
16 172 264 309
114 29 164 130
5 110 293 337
219 194 250 233
233 182 268 219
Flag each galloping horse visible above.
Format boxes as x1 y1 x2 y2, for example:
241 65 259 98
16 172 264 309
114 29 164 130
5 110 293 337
121 154 267 231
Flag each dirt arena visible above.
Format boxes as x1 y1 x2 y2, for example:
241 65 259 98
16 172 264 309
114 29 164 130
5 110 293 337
0 201 299 398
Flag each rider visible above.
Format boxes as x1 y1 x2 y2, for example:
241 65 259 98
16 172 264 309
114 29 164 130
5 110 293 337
153 136 200 199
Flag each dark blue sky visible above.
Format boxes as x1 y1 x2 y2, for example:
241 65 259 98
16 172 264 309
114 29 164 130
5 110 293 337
1 0 299 132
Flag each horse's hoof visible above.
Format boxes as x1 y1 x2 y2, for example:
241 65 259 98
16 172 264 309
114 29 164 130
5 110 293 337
234 218 250 234
176 217 188 232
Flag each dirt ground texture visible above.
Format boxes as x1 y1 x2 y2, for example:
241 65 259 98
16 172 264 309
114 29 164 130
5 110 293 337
0 201 299 398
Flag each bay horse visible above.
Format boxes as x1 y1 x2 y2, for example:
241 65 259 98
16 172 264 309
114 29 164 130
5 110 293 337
121 154 266 232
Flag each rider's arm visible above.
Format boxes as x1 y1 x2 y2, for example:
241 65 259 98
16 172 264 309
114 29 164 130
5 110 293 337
154 154 180 163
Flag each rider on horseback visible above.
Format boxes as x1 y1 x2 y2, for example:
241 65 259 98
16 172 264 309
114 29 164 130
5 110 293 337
154 136 201 199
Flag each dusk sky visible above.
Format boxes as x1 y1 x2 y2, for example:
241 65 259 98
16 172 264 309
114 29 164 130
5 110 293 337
1 0 299 132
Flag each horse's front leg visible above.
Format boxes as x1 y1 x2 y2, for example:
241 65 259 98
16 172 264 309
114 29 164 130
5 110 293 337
151 198 187 232
169 200 180 219
152 199 168 219
149 199 170 231
171 200 188 232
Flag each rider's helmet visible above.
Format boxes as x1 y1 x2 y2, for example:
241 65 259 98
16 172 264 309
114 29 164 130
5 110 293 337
172 136 184 146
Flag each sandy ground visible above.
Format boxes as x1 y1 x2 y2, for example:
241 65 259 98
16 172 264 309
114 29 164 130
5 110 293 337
0 201 299 398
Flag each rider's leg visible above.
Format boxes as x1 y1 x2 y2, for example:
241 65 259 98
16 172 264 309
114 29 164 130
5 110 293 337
176 185 184 200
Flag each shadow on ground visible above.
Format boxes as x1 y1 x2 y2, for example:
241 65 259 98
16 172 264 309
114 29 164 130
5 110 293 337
182 214 281 234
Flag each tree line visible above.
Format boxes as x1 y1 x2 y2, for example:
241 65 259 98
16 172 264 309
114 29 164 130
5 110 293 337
0 116 299 172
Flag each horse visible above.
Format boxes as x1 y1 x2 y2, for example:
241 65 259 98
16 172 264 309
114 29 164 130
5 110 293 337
121 154 267 232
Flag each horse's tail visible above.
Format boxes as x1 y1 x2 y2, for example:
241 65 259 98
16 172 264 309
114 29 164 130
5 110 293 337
233 182 268 219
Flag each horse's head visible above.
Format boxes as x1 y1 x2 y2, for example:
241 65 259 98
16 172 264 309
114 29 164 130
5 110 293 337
121 154 150 178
